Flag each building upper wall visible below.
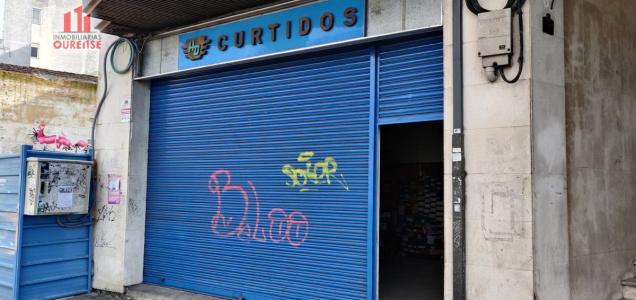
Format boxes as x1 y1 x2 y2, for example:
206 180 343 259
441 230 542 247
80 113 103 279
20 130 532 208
139 0 442 78
0 0 99 75
0 63 97 154
0 0 32 66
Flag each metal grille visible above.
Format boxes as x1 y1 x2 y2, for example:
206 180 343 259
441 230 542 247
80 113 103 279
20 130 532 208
145 48 373 300
0 155 20 299
377 35 444 124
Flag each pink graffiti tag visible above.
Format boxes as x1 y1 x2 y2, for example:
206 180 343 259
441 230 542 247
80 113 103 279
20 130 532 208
268 208 289 243
208 170 249 238
287 211 309 247
208 170 309 247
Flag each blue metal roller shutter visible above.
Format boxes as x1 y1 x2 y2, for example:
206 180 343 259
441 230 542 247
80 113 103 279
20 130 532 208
377 34 444 124
145 48 374 300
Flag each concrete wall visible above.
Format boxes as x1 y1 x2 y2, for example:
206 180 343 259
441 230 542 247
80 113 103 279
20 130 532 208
0 65 96 154
366 0 441 36
565 1 636 299
530 0 570 299
0 0 32 66
92 34 149 293
440 0 569 298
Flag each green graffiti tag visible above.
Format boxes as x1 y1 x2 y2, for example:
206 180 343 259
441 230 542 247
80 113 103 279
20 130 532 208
282 152 349 192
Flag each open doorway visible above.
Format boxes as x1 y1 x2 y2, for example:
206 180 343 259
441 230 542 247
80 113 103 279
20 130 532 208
379 121 444 300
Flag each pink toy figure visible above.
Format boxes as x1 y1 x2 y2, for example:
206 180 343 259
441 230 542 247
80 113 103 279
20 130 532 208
33 123 57 148
56 134 73 149
32 122 90 151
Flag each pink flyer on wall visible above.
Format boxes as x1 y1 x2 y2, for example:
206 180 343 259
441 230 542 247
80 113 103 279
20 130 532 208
107 174 121 204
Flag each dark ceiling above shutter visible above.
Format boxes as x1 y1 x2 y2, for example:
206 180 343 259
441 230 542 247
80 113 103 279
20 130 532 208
84 0 293 35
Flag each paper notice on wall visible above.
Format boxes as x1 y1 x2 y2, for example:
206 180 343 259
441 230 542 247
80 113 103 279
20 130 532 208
121 99 131 122
57 186 73 208
108 175 121 204
452 147 462 162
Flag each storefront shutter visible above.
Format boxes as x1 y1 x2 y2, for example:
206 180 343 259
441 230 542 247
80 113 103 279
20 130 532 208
145 48 374 300
377 35 444 125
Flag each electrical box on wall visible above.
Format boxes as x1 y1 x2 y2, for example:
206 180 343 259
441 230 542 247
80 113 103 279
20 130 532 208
477 8 512 68
24 158 92 215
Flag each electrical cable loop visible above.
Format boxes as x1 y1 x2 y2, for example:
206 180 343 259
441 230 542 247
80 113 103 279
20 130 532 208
91 37 138 148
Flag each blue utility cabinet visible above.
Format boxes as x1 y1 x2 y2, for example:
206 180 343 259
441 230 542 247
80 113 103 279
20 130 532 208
0 145 92 300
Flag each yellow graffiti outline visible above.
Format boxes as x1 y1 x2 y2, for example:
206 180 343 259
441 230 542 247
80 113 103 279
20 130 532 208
282 152 349 192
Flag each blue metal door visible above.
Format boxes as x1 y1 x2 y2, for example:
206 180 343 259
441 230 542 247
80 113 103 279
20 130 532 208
145 48 374 299
377 35 444 125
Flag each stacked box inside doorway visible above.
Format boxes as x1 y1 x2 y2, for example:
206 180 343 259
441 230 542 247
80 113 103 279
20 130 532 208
397 175 443 257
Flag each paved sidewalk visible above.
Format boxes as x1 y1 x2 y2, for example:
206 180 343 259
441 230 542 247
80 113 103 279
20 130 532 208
61 284 224 300
61 291 130 300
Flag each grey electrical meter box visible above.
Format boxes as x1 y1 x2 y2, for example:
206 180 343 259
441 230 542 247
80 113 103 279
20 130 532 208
478 8 513 67
24 158 92 215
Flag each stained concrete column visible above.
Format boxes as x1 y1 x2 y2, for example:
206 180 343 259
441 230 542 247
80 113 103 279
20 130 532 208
529 0 569 299
92 35 150 293
565 1 636 299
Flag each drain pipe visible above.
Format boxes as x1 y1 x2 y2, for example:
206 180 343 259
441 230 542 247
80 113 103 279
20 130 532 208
451 0 466 299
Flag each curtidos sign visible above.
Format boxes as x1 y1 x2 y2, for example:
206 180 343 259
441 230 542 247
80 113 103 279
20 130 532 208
178 0 365 70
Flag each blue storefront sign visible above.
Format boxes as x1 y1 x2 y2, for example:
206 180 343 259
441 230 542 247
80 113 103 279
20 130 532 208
178 0 366 70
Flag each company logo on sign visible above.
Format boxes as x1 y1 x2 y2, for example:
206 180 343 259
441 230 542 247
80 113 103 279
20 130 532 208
178 0 365 70
53 6 101 50
63 6 91 32
182 36 211 60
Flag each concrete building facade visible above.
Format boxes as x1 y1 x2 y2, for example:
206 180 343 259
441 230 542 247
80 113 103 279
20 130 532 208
84 0 635 299
0 0 100 75
0 0 32 66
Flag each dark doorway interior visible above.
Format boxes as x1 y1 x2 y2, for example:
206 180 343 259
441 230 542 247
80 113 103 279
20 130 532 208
379 121 444 300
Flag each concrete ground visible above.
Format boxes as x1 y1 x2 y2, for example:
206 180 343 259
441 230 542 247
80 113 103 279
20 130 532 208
61 284 224 300
379 256 444 300
63 258 443 300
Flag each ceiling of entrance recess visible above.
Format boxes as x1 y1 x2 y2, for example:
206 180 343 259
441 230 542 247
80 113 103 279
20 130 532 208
83 0 295 35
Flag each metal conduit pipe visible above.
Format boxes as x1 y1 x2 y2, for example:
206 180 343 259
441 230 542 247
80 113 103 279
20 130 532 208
451 0 467 299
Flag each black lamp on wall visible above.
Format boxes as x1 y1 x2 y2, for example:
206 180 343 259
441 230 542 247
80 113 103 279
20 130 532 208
543 0 555 35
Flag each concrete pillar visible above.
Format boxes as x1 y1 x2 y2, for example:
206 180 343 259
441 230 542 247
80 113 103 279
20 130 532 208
442 0 568 298
92 35 149 292
529 0 569 299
